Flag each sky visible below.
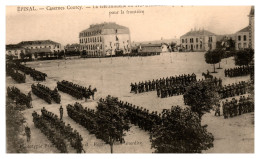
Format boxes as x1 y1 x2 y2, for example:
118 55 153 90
6 6 251 46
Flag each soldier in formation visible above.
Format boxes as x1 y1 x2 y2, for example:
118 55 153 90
57 80 96 100
130 73 197 94
7 86 32 109
218 81 248 99
117 100 162 132
6 67 26 83
222 95 254 119
32 108 84 153
224 65 254 78
31 84 52 104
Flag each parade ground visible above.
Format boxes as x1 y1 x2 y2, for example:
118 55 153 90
6 52 254 153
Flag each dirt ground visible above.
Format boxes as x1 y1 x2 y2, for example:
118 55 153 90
6 52 254 153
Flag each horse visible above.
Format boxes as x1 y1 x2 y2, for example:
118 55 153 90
202 72 213 80
85 88 97 101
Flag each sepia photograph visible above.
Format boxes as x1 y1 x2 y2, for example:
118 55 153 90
5 5 255 154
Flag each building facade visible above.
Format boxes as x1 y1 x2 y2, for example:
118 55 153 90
235 6 254 50
235 26 250 50
6 44 26 59
79 22 131 56
18 40 62 52
180 29 217 52
6 40 62 59
248 6 254 49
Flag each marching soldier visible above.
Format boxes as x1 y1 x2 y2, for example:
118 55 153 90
60 105 64 120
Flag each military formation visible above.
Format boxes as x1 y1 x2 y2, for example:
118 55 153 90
130 73 197 94
7 86 32 109
32 107 84 153
15 63 47 81
224 65 253 78
7 62 47 81
222 95 254 119
6 67 26 83
57 80 97 100
117 100 162 132
32 83 61 104
67 102 97 136
218 81 249 99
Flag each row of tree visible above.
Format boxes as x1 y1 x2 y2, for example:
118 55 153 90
205 48 254 73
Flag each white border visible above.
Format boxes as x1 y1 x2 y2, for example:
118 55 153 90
1 1 259 159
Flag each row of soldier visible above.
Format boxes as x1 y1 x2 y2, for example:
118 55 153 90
67 102 113 144
14 62 47 81
31 84 52 104
7 86 32 109
7 68 26 83
32 108 84 153
57 80 94 100
218 81 249 99
116 100 162 132
224 65 253 78
221 95 254 119
159 77 222 99
34 83 61 104
130 73 197 94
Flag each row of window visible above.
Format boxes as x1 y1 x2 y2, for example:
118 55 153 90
182 38 202 44
80 30 102 37
237 43 248 49
184 44 203 50
25 45 59 49
80 36 102 44
81 44 103 50
238 35 247 41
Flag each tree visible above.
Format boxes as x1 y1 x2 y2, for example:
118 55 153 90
217 49 224 69
183 81 219 119
151 106 214 153
204 49 222 73
169 42 176 52
234 48 254 66
95 95 130 153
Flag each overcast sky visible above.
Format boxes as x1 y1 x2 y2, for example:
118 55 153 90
6 6 251 45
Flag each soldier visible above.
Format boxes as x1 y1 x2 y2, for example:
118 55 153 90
25 125 31 142
59 105 63 120
215 104 221 116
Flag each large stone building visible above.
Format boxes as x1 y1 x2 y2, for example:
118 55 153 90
180 29 217 52
79 22 131 56
235 6 254 50
6 40 62 59
18 40 62 52
6 44 26 59
235 26 250 50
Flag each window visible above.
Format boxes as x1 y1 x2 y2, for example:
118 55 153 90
238 43 241 49
243 43 247 48
182 39 184 43
196 38 198 43
100 37 102 42
238 35 241 41
244 35 247 41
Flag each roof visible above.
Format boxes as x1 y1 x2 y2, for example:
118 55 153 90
249 6 254 16
18 40 60 46
181 29 216 37
26 48 52 54
140 43 162 47
80 22 128 33
6 44 24 50
237 26 250 33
